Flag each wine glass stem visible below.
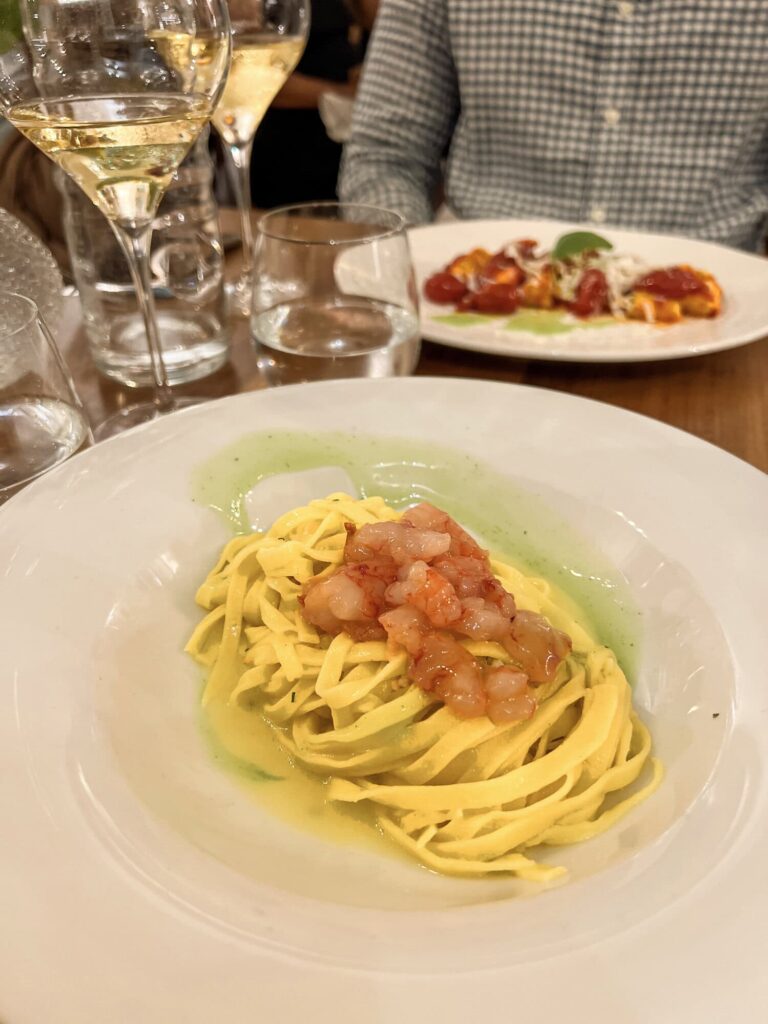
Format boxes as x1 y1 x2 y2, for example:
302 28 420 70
110 221 174 409
223 138 256 280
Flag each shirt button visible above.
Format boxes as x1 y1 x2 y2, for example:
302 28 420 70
617 1 634 19
590 207 607 224
604 107 620 126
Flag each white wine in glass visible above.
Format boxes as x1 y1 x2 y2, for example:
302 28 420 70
0 0 231 439
8 95 211 223
214 2 309 317
213 33 305 146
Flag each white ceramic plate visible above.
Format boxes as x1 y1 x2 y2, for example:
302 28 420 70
2 378 767 1023
409 219 768 362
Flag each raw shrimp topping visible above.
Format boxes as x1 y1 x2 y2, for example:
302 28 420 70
300 503 571 723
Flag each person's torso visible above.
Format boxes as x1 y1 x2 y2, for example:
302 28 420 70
444 0 768 249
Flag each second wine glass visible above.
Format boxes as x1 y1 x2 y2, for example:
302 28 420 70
214 0 310 317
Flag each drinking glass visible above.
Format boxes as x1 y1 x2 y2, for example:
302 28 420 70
0 291 91 503
250 202 421 384
0 0 231 438
213 0 309 317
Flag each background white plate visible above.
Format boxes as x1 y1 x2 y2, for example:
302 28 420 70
409 219 768 362
1 378 767 1023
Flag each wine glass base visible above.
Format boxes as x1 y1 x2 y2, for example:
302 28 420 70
93 397 204 441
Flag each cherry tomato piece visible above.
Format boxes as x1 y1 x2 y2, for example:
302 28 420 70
424 272 469 304
469 283 520 314
632 267 706 300
571 268 609 318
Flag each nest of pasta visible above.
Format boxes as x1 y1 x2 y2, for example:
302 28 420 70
187 494 662 880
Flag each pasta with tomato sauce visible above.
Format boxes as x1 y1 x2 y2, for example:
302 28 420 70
424 232 722 325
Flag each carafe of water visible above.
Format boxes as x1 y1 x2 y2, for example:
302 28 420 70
59 128 230 387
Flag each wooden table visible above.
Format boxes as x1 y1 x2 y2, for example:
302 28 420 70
57 221 768 474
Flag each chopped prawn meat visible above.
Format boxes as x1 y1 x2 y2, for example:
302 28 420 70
431 555 489 598
302 561 396 641
411 633 487 718
344 521 450 565
503 609 572 684
401 503 486 559
454 596 512 641
301 503 572 723
484 666 537 724
385 560 463 627
378 605 429 656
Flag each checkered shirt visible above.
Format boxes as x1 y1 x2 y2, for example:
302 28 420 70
339 0 768 250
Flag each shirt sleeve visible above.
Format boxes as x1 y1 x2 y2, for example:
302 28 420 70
338 0 459 225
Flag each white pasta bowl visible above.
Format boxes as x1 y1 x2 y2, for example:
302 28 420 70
1 377 766 1023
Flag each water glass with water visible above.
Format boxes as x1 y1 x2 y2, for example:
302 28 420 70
0 292 91 504
60 131 230 388
250 203 421 385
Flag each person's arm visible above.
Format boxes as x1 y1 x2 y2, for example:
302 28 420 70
338 0 458 225
345 0 379 31
271 72 355 110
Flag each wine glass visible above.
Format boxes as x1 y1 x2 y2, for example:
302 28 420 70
0 0 231 438
213 0 310 317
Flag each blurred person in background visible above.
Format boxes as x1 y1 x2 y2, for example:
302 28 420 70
340 0 768 251
249 0 378 207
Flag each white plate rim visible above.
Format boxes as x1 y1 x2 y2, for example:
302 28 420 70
409 218 768 363
2 377 767 1023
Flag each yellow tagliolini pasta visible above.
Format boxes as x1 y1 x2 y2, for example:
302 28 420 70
186 494 662 881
